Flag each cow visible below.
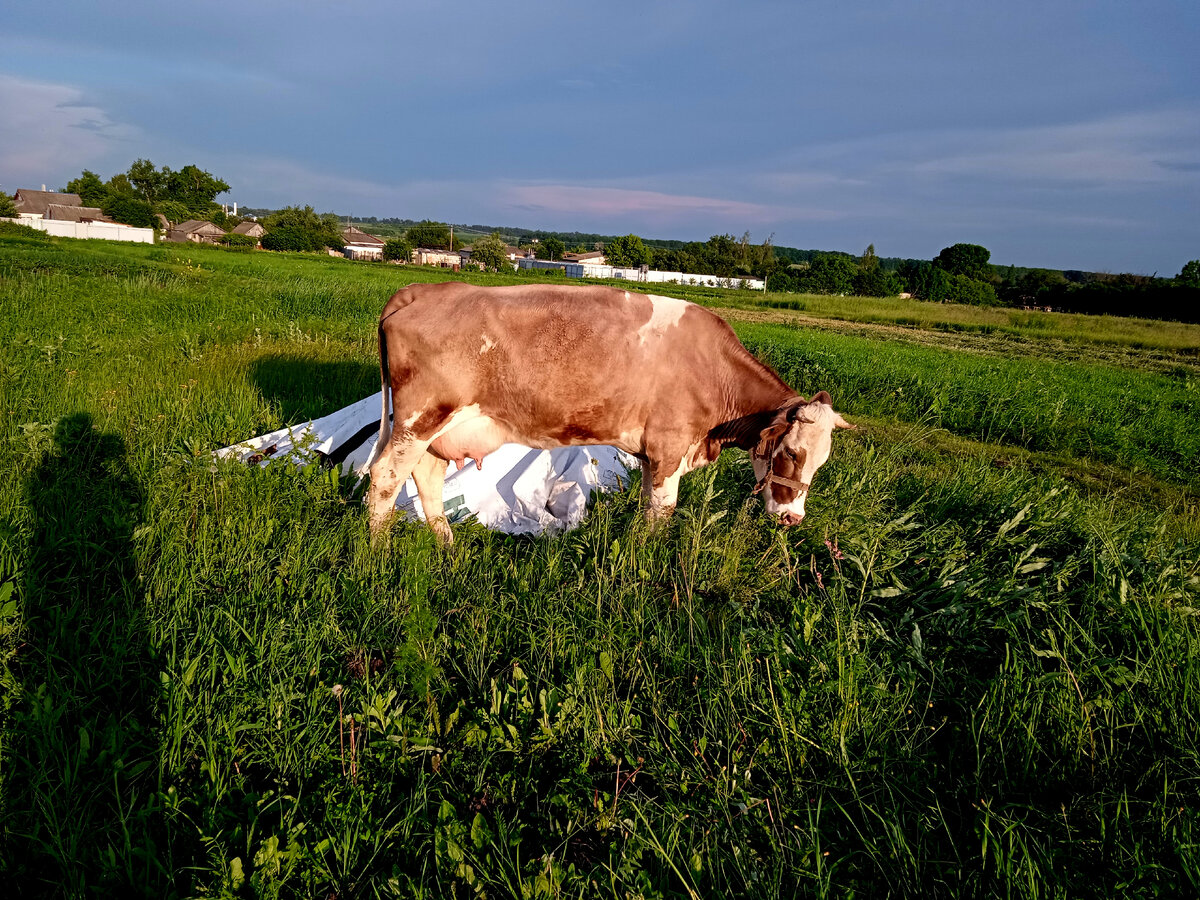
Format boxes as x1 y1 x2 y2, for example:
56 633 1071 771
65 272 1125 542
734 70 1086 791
366 282 853 543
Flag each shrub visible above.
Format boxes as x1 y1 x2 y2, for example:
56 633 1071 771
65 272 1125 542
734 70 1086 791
261 228 320 253
383 238 412 262
945 274 999 306
220 233 256 251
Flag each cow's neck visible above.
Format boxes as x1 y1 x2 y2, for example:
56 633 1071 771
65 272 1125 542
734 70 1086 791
705 355 799 453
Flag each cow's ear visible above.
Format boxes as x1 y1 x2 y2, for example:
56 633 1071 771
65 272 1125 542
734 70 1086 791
811 390 832 405
754 420 790 457
833 413 856 430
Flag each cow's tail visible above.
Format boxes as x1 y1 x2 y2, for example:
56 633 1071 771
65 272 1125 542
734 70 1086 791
365 320 392 470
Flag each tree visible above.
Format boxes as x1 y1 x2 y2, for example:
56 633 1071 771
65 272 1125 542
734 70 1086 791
128 158 169 205
156 201 190 226
934 243 993 281
859 243 879 272
165 164 229 215
800 253 858 294
897 260 951 301
405 220 452 249
263 206 343 251
64 170 109 207
605 233 652 267
0 192 17 218
853 266 902 297
1002 268 1067 306
471 232 509 271
945 274 999 306
383 237 413 262
102 196 157 228
534 236 565 261
1177 260 1200 289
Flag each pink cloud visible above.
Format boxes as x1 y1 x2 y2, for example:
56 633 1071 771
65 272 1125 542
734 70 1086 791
498 183 775 225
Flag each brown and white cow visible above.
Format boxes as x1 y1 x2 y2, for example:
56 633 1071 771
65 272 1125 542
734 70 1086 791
366 282 853 542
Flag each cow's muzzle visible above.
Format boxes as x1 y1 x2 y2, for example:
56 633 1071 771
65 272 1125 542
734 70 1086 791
779 511 804 527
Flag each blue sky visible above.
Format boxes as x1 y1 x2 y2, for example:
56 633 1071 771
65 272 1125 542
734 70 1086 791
2 0 1197 273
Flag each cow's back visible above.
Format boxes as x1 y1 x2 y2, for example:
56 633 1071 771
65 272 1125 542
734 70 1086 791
378 283 743 440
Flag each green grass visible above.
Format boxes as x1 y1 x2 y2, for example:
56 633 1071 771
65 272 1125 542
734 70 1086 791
1 231 1198 898
719 290 1200 355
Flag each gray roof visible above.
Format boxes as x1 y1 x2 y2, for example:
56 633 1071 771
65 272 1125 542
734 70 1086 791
232 221 265 235
14 190 83 217
342 226 385 246
45 204 111 222
172 219 226 234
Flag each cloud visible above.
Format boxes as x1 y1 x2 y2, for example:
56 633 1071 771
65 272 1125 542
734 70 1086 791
0 74 136 186
887 109 1200 187
496 183 775 225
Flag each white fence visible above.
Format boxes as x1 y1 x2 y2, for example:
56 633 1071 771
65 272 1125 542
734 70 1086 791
598 266 764 291
517 257 764 290
3 215 155 244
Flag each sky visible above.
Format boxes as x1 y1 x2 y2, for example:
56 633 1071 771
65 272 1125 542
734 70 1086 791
1 0 1198 274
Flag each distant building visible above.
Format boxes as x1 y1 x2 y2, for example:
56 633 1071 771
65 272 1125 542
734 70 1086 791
562 250 606 266
233 220 266 239
342 226 386 260
167 220 227 244
412 247 461 267
517 257 585 277
12 189 109 220
7 187 150 243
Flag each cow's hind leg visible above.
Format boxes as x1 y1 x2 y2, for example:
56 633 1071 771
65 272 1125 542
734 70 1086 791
412 452 453 544
367 436 431 536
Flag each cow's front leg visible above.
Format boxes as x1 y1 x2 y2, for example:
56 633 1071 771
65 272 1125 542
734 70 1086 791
412 452 453 544
639 458 653 510
645 458 688 525
367 436 431 537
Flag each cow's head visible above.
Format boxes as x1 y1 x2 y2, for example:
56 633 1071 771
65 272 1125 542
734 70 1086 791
751 391 854 525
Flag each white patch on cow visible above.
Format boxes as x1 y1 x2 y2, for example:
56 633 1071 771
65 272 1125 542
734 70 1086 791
402 409 424 429
636 294 689 346
428 404 483 441
650 449 698 514
431 414 509 464
480 334 496 354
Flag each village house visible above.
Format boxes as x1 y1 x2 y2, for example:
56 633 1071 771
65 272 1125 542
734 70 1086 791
561 250 606 266
8 187 153 244
412 247 462 268
13 189 112 223
341 226 386 260
167 220 227 244
232 220 266 240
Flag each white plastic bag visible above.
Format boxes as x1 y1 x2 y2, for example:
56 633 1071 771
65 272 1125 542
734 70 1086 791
216 392 636 535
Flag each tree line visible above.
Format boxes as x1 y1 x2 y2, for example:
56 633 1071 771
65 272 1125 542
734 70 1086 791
26 162 1200 322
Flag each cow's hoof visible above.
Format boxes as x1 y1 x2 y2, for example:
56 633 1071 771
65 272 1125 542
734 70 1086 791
430 517 455 545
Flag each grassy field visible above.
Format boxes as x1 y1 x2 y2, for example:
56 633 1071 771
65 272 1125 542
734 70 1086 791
1 228 1198 898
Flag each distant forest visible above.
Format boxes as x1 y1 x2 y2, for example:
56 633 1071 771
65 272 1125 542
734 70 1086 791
237 207 1200 324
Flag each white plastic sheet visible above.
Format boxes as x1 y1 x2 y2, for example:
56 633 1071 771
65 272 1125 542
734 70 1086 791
215 391 637 535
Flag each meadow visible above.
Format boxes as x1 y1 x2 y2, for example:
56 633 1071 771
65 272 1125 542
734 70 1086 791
1 226 1198 898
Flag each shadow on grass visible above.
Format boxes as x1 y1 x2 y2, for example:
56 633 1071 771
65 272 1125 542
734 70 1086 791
6 413 170 896
249 354 378 424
